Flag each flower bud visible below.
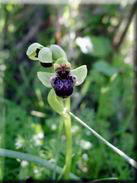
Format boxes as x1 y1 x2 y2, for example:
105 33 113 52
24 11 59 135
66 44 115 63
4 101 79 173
50 44 67 61
26 43 43 61
38 47 53 64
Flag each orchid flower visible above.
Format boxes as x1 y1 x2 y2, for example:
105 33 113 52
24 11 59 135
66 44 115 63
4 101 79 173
27 43 87 108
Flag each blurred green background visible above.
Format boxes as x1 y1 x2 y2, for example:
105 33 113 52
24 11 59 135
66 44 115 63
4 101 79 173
0 2 136 180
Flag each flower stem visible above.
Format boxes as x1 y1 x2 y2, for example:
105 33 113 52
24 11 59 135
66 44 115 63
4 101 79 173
62 98 72 179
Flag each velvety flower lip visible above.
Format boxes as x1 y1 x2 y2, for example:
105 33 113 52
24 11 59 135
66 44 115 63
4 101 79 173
52 77 64 90
51 76 74 98
57 70 70 79
56 64 71 79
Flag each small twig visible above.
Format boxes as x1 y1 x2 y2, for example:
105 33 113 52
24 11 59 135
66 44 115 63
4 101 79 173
69 112 137 169
133 9 137 177
55 7 62 45
15 21 42 50
14 6 34 21
113 1 137 50
91 177 119 182
112 6 128 37
15 12 43 50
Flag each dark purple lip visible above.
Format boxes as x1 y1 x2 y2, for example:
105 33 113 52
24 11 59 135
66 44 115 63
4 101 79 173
57 70 70 79
51 75 75 98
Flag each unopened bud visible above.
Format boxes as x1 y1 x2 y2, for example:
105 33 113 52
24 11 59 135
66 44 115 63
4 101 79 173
38 47 52 64
26 43 43 61
50 44 67 61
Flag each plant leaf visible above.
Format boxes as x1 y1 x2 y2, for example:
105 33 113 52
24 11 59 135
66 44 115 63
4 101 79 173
37 72 55 88
48 89 64 114
91 36 112 57
71 65 87 86
0 148 79 180
38 47 53 63
93 60 118 77
26 42 43 61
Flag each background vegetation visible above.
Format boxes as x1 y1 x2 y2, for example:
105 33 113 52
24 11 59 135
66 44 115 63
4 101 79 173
0 2 136 180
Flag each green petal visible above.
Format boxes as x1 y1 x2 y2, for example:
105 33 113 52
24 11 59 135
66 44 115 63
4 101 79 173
50 44 67 61
37 72 55 88
38 47 53 63
26 43 43 61
48 89 64 114
71 65 87 86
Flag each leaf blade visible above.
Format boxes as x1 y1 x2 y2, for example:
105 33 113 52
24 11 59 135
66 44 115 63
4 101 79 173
48 89 64 114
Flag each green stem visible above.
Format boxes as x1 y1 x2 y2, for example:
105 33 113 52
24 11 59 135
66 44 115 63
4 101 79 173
62 98 72 179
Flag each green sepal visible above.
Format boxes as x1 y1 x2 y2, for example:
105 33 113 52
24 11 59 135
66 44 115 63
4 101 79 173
38 47 53 63
71 65 87 86
37 72 55 88
50 44 67 61
48 89 64 114
26 43 43 61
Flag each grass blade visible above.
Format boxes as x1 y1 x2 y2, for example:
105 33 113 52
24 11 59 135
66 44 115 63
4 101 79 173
69 112 137 169
0 148 79 180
